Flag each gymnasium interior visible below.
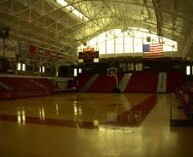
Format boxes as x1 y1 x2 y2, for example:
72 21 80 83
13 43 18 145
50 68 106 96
0 0 193 157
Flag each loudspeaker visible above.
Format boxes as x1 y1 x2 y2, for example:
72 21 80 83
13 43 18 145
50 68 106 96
146 36 151 42
0 26 9 39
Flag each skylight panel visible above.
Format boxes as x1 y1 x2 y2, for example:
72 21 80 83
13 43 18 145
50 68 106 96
56 0 88 21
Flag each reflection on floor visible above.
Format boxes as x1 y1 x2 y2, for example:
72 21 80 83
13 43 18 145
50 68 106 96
0 93 193 157
0 94 157 129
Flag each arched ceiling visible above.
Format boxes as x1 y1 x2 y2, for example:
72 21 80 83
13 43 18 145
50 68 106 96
0 0 193 61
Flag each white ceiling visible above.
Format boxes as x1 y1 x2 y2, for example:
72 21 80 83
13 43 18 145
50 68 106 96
0 0 193 61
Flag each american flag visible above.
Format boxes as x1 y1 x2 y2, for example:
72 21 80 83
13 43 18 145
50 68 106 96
143 43 163 58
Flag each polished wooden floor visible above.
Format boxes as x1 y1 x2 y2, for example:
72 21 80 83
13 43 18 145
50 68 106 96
0 93 193 157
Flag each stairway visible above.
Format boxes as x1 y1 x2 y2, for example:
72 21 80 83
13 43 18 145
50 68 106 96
0 81 12 90
118 73 132 92
30 79 47 89
79 73 100 92
157 72 167 92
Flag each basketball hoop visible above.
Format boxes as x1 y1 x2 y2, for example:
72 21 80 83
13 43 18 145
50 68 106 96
107 67 117 77
107 67 119 87
109 71 115 77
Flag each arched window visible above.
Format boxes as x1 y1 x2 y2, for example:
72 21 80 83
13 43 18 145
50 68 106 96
78 28 178 55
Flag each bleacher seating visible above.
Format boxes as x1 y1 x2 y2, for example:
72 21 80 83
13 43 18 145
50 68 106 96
66 70 185 93
0 77 43 90
67 72 93 90
33 78 56 89
88 72 124 92
0 86 8 92
33 78 63 93
0 69 187 100
124 71 159 93
175 85 190 118
0 77 53 100
166 70 186 92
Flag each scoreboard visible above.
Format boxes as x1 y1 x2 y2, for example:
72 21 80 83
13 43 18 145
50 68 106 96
79 47 99 63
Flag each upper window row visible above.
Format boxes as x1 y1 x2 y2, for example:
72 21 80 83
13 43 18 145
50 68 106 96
78 28 177 54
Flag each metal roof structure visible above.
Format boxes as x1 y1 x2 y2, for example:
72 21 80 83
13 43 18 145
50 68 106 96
0 0 193 62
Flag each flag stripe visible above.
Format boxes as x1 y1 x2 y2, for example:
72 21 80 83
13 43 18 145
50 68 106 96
143 43 163 58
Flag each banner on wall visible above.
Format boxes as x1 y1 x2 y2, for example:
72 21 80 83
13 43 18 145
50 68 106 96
59 52 63 60
29 44 37 55
38 47 45 57
0 39 17 58
18 42 28 54
17 42 64 61
44 49 50 59
50 51 57 59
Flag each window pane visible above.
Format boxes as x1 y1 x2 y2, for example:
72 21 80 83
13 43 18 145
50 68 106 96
42 66 45 73
124 36 133 53
98 42 105 54
134 38 142 52
22 64 26 71
17 63 21 71
106 38 114 54
186 66 191 75
115 37 123 54
74 68 77 77
79 68 82 74
78 28 178 56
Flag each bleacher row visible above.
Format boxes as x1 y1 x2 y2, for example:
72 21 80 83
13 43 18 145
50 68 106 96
67 70 186 93
0 77 60 100
175 84 193 119
0 70 186 100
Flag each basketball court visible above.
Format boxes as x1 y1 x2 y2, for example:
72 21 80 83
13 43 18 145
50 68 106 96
1 93 193 157
0 0 193 156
